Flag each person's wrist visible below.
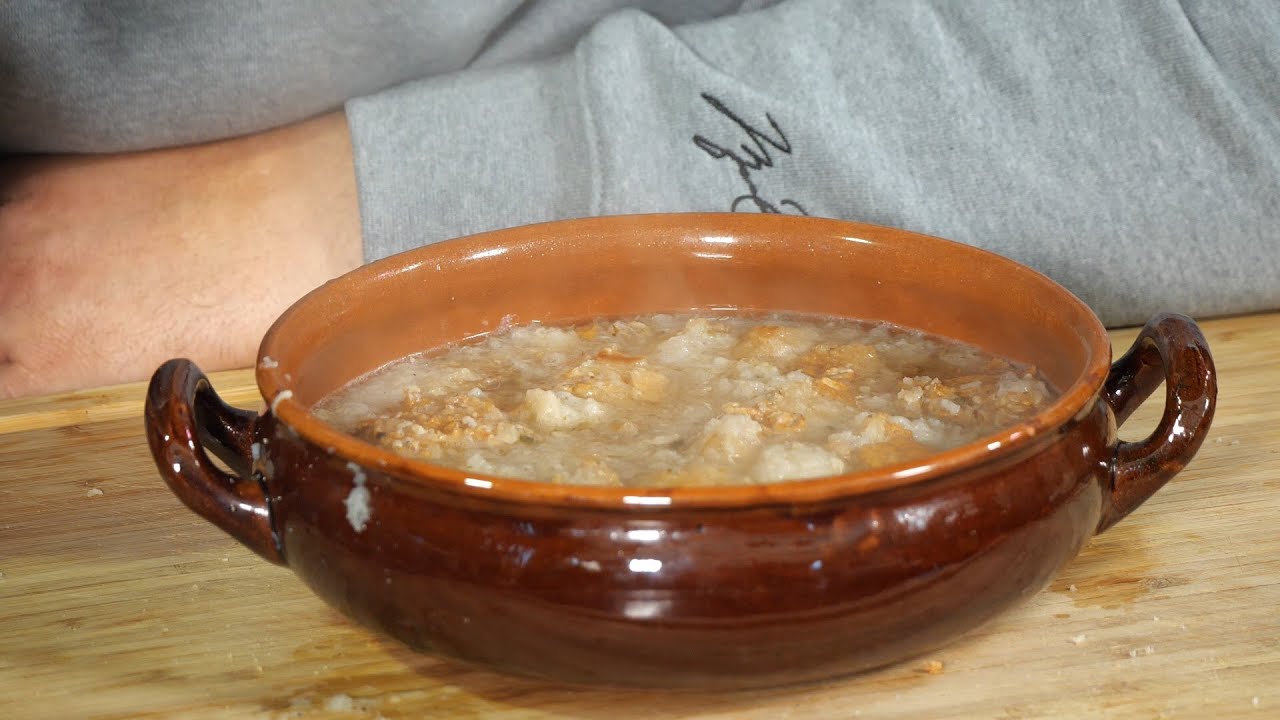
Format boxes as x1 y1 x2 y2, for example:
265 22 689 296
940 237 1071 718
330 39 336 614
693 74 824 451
0 110 365 398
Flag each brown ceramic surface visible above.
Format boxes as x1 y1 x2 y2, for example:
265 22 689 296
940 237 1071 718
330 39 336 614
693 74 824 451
144 214 1216 688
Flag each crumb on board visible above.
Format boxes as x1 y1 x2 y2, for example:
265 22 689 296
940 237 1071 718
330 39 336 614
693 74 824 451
1128 646 1155 658
1254 697 1261 707
921 660 944 675
324 694 354 712
1068 584 1077 592
86 488 103 498
1069 634 1087 645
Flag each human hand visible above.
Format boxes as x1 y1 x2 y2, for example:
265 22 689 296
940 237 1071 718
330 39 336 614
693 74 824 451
0 111 362 399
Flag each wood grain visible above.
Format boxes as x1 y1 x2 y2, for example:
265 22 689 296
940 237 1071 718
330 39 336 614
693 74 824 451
0 368 262 436
1 314 1277 719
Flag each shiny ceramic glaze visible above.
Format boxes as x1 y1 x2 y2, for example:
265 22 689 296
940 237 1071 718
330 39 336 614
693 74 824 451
145 214 1216 688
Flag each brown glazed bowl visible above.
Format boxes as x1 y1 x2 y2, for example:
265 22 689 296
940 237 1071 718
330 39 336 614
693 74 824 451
144 214 1216 689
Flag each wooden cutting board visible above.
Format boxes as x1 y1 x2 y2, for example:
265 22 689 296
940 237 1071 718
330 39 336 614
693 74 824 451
1 314 1277 719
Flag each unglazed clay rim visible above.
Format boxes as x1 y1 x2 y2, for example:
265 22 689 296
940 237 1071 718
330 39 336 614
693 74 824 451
257 214 1112 508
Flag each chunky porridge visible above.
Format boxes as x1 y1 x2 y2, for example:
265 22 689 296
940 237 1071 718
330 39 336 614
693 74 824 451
314 314 1055 486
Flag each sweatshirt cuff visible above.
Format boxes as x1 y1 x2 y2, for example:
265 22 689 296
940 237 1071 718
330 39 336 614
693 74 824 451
345 54 596 262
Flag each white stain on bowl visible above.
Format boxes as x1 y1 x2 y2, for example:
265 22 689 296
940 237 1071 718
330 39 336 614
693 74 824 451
270 389 293 414
345 462 371 533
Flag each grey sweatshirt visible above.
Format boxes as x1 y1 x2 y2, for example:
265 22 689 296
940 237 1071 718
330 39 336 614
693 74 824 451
3 0 1277 326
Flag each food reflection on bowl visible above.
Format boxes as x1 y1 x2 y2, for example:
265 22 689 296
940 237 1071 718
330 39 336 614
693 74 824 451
144 213 1216 688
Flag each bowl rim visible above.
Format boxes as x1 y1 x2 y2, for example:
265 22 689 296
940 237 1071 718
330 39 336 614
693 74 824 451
257 213 1112 509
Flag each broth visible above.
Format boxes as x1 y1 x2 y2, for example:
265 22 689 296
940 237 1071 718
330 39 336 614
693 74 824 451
313 314 1055 486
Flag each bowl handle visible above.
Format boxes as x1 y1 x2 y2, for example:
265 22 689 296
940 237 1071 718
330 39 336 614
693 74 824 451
1096 313 1217 532
144 359 285 564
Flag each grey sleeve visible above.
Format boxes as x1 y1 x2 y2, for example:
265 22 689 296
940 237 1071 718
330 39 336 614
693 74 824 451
348 0 1280 327
0 1 756 153
0 1 561 153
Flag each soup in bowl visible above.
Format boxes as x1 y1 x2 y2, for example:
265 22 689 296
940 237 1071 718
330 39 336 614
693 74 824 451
314 312 1058 488
144 213 1215 688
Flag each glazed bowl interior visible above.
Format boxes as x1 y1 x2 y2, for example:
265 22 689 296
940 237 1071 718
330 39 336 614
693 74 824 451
258 213 1110 504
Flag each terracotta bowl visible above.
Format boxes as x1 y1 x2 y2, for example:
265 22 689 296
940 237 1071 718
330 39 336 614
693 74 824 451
144 214 1216 689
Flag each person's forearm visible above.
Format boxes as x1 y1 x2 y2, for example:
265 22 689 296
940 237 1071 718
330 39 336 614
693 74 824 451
348 0 1280 327
0 112 361 398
